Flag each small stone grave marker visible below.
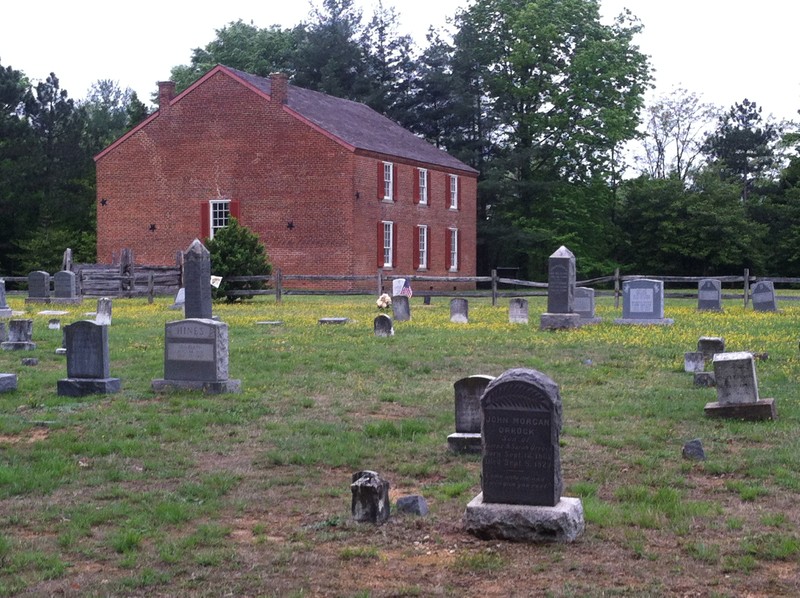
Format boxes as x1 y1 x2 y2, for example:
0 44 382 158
95 297 112 326
57 320 121 396
574 287 601 324
697 279 722 311
53 271 81 304
0 373 17 393
698 337 725 361
351 470 390 524
318 317 350 325
450 298 468 323
26 271 50 304
704 352 776 420
48 319 60 330
751 281 778 312
508 298 529 324
391 295 411 322
684 352 705 373
447 375 494 454
169 288 185 310
1 319 36 351
373 314 394 337
0 279 11 317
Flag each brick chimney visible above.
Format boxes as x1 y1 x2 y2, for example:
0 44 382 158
270 72 288 105
158 81 176 110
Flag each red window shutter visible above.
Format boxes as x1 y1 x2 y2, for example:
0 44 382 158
392 223 398 268
377 162 384 199
230 200 241 222
445 228 452 270
413 226 420 270
456 230 461 271
444 173 450 208
377 221 384 268
393 165 398 201
413 169 420 204
200 201 210 240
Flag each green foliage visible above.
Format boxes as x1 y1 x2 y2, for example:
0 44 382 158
205 218 271 301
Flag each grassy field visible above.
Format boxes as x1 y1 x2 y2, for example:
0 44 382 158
1 293 799 597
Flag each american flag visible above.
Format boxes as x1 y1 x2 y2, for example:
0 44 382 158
399 278 413 298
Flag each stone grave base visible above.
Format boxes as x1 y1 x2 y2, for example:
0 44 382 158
613 318 674 326
463 493 584 543
447 432 481 454
1 342 36 351
539 313 581 331
152 379 242 394
0 308 12 318
578 317 602 326
694 372 716 387
51 298 83 305
0 373 18 392
57 377 121 397
25 298 50 304
704 398 776 421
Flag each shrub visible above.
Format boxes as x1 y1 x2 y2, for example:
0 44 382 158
205 218 271 302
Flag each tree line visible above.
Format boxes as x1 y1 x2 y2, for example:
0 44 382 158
2 0 799 279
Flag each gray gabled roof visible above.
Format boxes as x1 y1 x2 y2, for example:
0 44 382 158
225 66 478 175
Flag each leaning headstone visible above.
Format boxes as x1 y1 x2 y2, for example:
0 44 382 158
373 314 394 337
463 368 584 543
95 297 113 326
351 470 390 524
25 271 50 304
615 279 673 326
508 298 529 324
751 281 778 312
52 271 81 304
0 279 11 317
447 375 495 454
540 246 580 330
684 352 705 373
169 288 185 310
0 373 17 393
697 279 723 311
450 298 468 323
573 287 601 324
57 320 121 396
183 240 213 319
391 295 411 322
698 337 725 361
704 352 776 420
1 319 36 351
151 319 241 394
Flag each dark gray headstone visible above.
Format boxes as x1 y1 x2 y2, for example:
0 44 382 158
27 271 50 299
698 337 725 361
0 279 11 317
450 298 468 323
454 375 495 434
573 287 595 319
621 279 665 320
395 495 429 516
697 279 722 311
751 281 777 312
481 368 562 507
546 246 575 314
0 322 5 342
1 319 35 351
508 298 529 324
351 470 390 524
53 271 77 299
0 373 17 393
64 321 110 379
184 240 213 319
391 295 411 322
373 314 394 337
95 297 112 326
163 319 228 382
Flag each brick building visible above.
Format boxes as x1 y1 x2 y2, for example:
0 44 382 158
94 65 478 288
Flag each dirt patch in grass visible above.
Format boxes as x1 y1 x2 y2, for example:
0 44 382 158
0 426 48 444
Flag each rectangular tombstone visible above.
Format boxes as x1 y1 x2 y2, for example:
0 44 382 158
508 298 529 324
164 319 228 382
53 271 77 298
546 246 575 314
26 271 50 302
697 279 722 311
95 297 113 326
0 279 11 317
183 240 213 319
454 375 495 434
713 352 759 404
64 321 110 379
392 278 406 296
573 287 595 319
751 281 777 312
391 295 411 322
1 319 36 350
0 373 17 393
480 368 562 507
622 279 664 319
450 298 468 323
684 352 706 373
698 337 725 360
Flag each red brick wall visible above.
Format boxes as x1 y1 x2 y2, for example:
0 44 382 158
96 70 476 289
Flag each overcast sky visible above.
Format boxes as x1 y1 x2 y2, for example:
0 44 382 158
1 0 798 122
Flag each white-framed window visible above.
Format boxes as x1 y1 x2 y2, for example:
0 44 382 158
418 225 428 269
210 199 231 239
383 221 394 267
418 168 428 205
383 162 394 201
449 174 458 209
449 228 459 272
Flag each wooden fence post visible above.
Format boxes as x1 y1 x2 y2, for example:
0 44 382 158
377 270 383 296
491 269 498 307
275 268 282 304
148 273 154 304
614 268 620 309
743 268 750 308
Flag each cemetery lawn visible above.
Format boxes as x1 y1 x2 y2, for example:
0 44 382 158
1 294 800 597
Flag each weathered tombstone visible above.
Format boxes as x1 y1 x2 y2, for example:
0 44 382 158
447 375 495 454
351 470 390 524
573 287 601 324
396 495 429 516
684 351 705 373
463 368 585 543
697 279 723 311
751 281 778 312
698 337 725 361
450 298 468 323
48 319 60 330
704 352 776 420
95 297 113 326
392 278 406 296
25 271 50 304
169 288 186 310
694 372 716 387
615 279 673 326
0 322 5 342
540 246 580 330
373 314 394 337
391 295 411 322
52 270 81 304
183 240 213 319
57 320 121 396
508 298 529 324
0 279 11 317
1 319 36 351
152 319 241 394
0 373 17 393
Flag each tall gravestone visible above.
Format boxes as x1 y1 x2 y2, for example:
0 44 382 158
391 295 411 322
95 297 113 326
751 281 778 312
508 298 529 324
53 271 82 304
463 368 584 542
450 298 469 324
574 287 601 324
1 319 36 351
615 279 673 326
697 279 723 311
57 320 121 396
704 352 776 420
184 240 213 319
26 271 50 304
540 246 580 330
152 319 241 394
0 279 11 317
447 375 494 453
